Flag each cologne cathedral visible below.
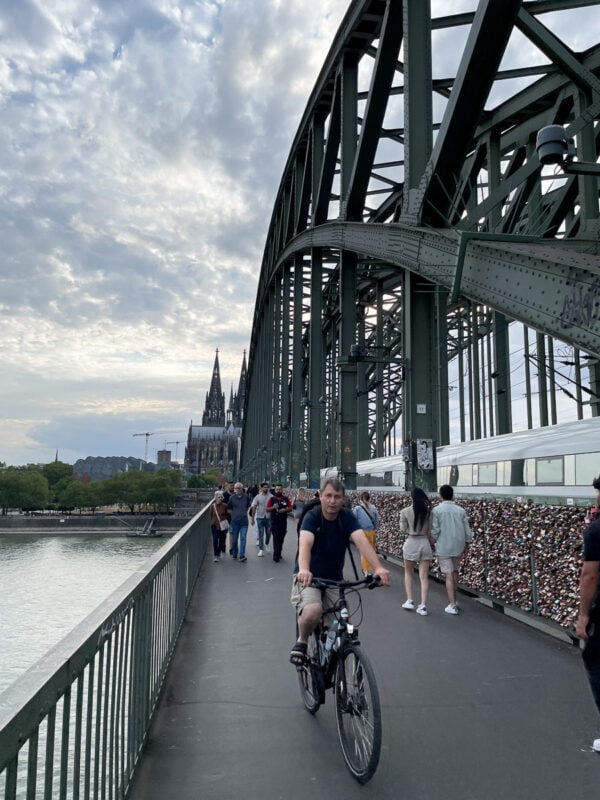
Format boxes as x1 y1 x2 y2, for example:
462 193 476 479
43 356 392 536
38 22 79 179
184 350 247 477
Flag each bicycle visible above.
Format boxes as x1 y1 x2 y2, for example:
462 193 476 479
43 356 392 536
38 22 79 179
294 574 383 783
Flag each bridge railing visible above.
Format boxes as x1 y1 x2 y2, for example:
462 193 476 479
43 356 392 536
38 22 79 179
0 506 211 800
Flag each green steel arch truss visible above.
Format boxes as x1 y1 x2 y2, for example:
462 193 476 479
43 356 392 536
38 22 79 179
240 0 600 490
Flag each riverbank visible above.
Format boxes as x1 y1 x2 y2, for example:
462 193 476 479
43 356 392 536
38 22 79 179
0 515 190 535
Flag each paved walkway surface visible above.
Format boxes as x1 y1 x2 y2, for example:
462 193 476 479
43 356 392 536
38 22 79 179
127 523 600 800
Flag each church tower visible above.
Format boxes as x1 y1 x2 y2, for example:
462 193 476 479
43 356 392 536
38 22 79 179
230 350 247 427
202 350 225 427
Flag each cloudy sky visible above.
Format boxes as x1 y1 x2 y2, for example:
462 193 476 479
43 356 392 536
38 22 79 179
1 1 598 467
0 0 351 466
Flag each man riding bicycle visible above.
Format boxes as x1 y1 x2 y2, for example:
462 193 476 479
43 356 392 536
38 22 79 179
290 477 390 665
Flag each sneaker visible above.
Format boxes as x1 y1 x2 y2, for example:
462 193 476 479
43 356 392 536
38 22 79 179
239 556 247 562
255 540 260 546
416 604 428 616
593 738 600 752
257 550 264 557
213 556 220 563
445 603 459 615
402 600 415 611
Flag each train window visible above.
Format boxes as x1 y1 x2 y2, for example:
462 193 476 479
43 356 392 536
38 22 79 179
509 459 525 487
536 456 564 485
439 466 451 485
576 452 600 485
524 459 535 486
478 462 497 486
456 464 473 486
450 464 458 486
564 455 575 486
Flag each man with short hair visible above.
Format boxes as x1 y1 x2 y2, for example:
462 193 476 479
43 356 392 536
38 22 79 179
575 476 600 752
431 484 473 614
227 482 251 562
249 482 271 556
266 483 292 562
290 477 390 665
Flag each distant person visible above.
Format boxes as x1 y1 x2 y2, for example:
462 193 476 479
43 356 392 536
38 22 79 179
575 476 600 752
292 488 307 522
431 485 473 614
400 487 434 615
351 491 380 576
227 482 251 562
249 482 271 556
266 483 292 562
209 490 229 562
222 481 235 504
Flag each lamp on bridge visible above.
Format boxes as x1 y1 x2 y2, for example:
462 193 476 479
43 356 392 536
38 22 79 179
536 125 600 175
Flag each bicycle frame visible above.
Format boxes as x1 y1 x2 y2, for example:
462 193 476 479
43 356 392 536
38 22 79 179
295 575 383 783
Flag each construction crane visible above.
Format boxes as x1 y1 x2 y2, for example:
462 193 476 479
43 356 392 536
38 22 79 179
133 430 185 463
166 440 184 462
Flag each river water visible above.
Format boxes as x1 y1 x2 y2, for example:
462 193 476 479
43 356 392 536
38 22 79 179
0 533 168 696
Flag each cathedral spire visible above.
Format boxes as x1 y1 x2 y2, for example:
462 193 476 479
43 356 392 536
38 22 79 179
202 349 225 427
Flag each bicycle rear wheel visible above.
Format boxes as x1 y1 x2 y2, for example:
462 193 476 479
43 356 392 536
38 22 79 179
334 643 382 783
297 632 324 714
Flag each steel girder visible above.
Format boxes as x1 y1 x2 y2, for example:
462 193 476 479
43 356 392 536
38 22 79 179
240 0 600 489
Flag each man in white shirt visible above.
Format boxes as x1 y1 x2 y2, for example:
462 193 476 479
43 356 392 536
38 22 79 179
431 484 473 615
249 482 271 556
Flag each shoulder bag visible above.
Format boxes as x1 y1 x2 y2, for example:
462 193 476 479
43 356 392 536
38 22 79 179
214 503 229 531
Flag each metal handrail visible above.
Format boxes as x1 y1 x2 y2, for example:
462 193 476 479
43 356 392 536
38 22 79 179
0 504 211 800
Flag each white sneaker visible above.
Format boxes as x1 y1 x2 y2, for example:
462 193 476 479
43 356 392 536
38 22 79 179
255 540 260 546
416 604 428 616
445 603 459 615
593 738 600 752
402 600 415 611
257 550 264 557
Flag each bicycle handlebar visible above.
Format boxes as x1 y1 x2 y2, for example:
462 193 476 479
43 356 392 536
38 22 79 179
310 575 382 591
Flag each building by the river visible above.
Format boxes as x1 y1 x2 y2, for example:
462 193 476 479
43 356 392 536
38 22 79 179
183 350 246 477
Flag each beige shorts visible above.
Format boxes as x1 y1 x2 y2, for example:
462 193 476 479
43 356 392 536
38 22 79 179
438 556 461 574
402 536 433 563
290 577 338 622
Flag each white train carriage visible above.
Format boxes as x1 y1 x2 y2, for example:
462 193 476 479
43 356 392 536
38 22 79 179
356 416 600 502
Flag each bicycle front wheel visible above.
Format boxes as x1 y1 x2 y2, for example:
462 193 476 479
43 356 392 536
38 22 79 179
334 643 382 783
297 632 324 714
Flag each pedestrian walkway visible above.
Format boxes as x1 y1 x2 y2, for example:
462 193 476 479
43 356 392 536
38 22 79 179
127 523 599 800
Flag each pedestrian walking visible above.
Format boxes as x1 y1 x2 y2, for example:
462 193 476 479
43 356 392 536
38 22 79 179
209 490 230 562
226 482 252 562
249 482 271 556
266 483 292 562
400 487 434 616
431 484 473 614
351 491 380 576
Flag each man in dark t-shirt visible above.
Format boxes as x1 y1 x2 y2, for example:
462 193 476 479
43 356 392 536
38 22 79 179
576 476 600 752
289 477 390 665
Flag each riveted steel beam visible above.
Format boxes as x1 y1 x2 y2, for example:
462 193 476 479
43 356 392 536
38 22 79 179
276 222 600 359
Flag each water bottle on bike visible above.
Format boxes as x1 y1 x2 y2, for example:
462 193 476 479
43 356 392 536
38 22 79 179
324 620 338 652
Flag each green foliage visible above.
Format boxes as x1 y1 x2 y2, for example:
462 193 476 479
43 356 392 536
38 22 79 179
0 468 50 513
0 461 181 514
42 461 73 488
57 478 99 513
187 469 220 488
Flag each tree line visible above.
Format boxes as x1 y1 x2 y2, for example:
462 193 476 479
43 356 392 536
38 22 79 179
0 462 185 515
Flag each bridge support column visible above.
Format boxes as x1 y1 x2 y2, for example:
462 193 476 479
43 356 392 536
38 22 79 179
307 249 325 489
493 313 512 434
290 256 305 486
338 250 358 489
402 273 448 491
